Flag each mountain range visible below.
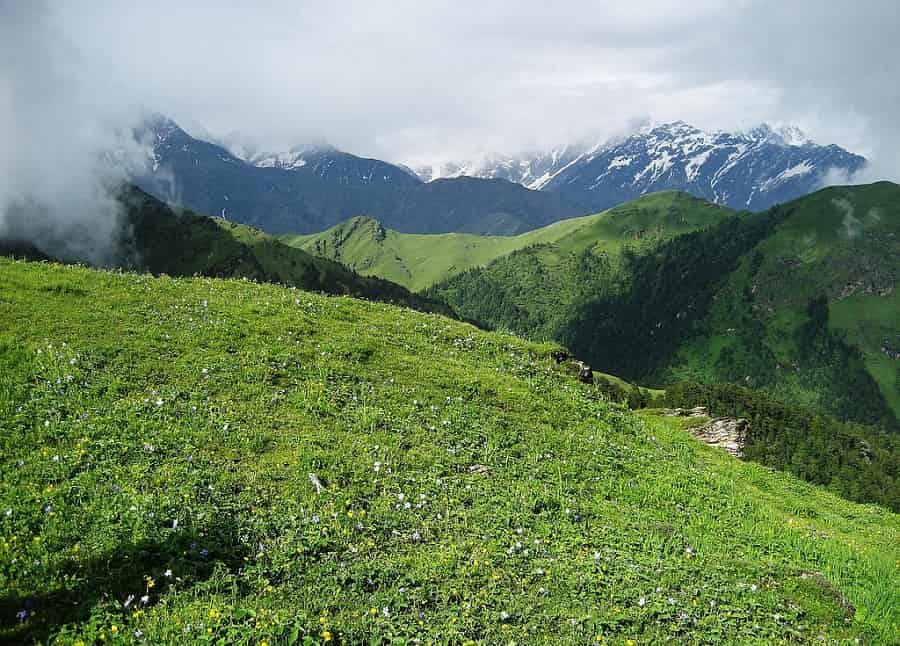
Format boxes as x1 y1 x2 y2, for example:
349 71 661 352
135 116 580 236
136 117 866 237
415 122 867 212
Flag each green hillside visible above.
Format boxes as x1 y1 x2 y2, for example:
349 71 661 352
0 187 452 318
2 259 898 644
283 191 734 291
429 183 900 429
665 182 900 425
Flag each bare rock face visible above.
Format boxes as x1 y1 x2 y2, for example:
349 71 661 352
665 408 748 457
690 417 749 458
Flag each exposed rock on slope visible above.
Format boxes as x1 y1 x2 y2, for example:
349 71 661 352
667 408 749 458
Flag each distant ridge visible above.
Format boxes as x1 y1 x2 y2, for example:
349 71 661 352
413 121 866 212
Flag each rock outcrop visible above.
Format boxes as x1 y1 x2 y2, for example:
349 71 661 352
691 417 749 458
666 408 749 458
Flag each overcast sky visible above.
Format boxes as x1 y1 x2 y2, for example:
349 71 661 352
9 0 900 174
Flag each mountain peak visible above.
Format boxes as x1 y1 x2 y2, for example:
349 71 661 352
744 123 812 146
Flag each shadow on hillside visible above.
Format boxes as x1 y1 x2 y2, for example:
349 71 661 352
0 519 248 645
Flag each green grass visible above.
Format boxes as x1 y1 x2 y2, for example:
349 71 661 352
114 187 452 317
1 258 898 644
282 192 734 291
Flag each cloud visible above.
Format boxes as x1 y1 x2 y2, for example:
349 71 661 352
0 0 149 264
5 1 900 180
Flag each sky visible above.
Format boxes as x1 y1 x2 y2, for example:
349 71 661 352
1 0 898 262
19 0 894 174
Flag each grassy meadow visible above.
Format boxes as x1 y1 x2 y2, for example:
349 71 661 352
0 257 898 644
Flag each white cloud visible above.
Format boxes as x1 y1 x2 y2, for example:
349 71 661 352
0 1 150 263
5 0 900 177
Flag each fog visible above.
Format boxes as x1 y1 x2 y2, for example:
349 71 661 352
0 1 149 263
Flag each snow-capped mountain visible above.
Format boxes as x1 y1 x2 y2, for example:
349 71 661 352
221 140 421 186
132 116 579 235
415 146 585 190
415 122 867 212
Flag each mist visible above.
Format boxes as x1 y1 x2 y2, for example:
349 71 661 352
0 1 149 265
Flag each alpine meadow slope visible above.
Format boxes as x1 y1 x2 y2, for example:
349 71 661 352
429 182 900 430
1 258 898 644
284 191 734 292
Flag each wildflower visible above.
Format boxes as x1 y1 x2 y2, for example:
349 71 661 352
750 584 758 592
4 509 10 517
381 607 390 617
124 594 135 608
369 607 378 616
638 596 646 608
164 569 173 578
668 597 676 605
140 595 150 604
500 611 510 621
200 549 209 558
16 609 27 621
311 515 320 524
110 625 119 634
146 576 156 588
322 630 332 642
684 547 694 557
134 630 144 638
154 398 163 407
